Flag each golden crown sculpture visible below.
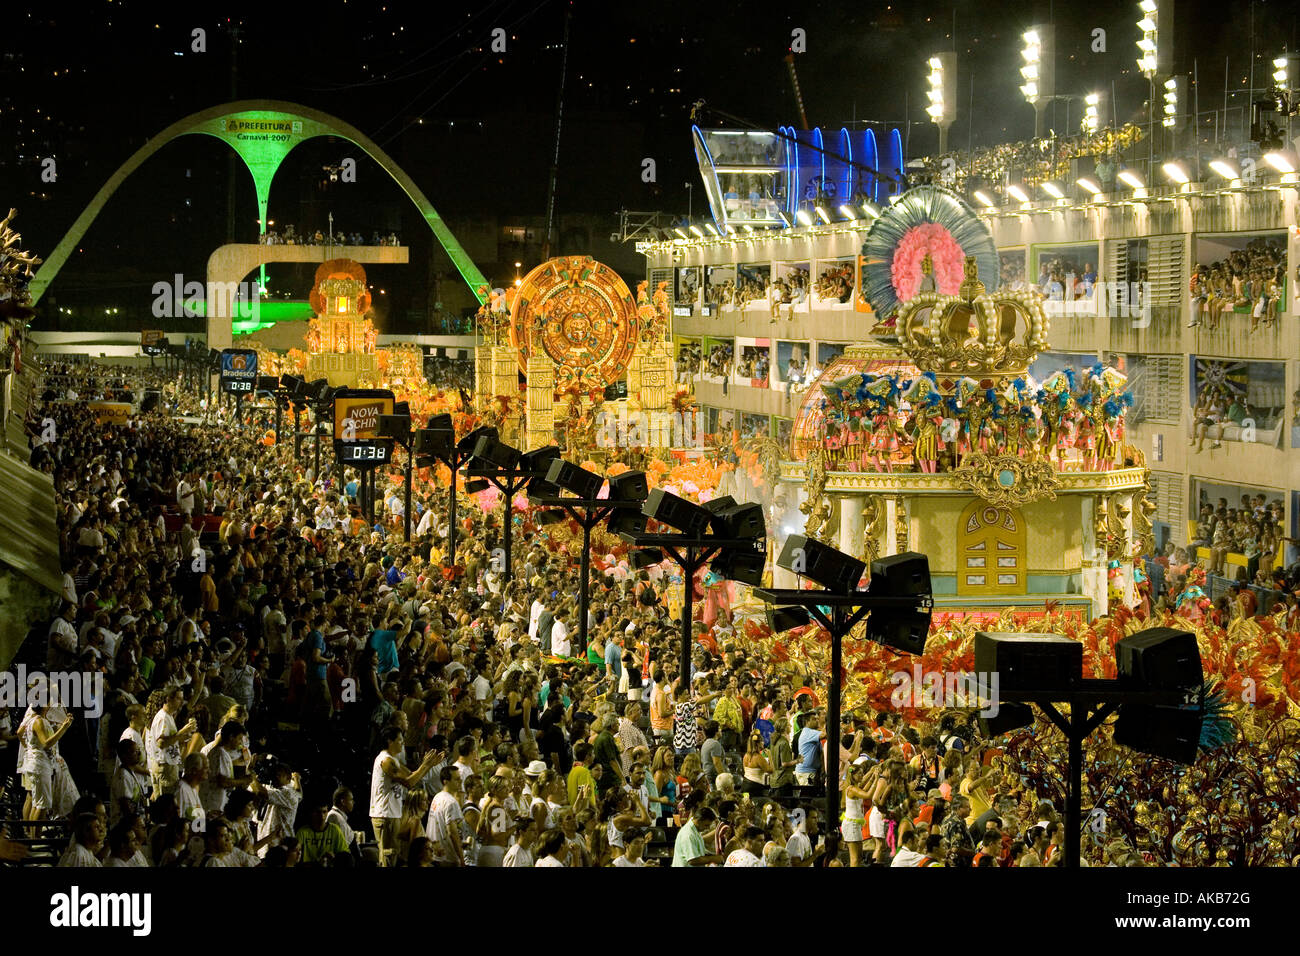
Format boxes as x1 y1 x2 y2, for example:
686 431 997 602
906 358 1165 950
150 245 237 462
895 256 1048 377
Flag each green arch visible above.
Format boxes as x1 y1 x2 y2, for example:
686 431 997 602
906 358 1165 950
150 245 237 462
29 99 487 305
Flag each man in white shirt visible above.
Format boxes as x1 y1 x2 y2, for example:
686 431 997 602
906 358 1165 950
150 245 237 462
177 475 195 517
252 764 303 858
370 726 440 866
199 721 249 815
724 826 767 866
47 603 80 670
611 828 648 867
425 766 466 866
528 594 546 641
146 686 196 796
326 787 356 847
890 829 928 867
550 611 571 659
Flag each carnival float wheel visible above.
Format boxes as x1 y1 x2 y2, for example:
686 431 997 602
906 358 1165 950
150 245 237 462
509 255 639 393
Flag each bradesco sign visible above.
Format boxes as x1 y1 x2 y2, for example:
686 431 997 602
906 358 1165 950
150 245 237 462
219 349 258 394
333 390 395 441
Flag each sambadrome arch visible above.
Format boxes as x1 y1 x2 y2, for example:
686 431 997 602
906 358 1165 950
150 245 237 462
28 100 488 348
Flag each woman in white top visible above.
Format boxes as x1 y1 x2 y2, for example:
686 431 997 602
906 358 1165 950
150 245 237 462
841 764 871 867
19 700 74 820
475 777 512 866
534 830 566 866
600 788 651 862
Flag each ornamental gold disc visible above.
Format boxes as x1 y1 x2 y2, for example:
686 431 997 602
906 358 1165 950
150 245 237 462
509 255 639 393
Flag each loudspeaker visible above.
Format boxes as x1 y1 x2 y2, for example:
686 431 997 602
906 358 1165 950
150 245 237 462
520 445 561 477
778 535 865 593
703 496 736 513
977 703 1035 739
545 459 602 500
1114 703 1200 764
609 508 648 537
414 428 453 460
607 471 649 502
870 552 931 596
1115 627 1201 690
474 435 521 469
866 607 930 655
464 479 490 494
256 376 279 392
140 390 161 413
707 502 765 539
973 632 1082 693
712 546 765 585
768 606 811 633
642 488 711 536
377 415 412 440
630 548 663 569
457 425 497 456
520 446 562 497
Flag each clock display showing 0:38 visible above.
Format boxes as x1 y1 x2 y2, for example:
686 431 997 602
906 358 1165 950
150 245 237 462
338 441 393 463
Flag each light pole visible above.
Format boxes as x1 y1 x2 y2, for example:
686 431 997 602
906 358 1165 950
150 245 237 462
756 539 933 862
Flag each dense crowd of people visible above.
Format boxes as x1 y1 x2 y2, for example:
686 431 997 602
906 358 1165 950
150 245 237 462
3 360 1296 870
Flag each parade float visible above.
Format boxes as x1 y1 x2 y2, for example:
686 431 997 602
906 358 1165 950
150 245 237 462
776 186 1154 619
242 258 423 389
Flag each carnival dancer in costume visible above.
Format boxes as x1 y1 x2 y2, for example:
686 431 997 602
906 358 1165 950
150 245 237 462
1018 407 1041 462
1073 399 1096 471
1055 398 1077 469
1095 399 1122 471
939 400 961 470
910 398 942 473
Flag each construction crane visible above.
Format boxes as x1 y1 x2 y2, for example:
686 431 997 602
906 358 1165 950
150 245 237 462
785 53 811 131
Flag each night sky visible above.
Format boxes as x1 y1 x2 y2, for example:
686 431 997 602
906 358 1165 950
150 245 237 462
3 0 1296 323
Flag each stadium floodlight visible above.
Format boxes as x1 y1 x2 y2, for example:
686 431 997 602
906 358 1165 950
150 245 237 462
1137 1 1159 77
815 204 832 224
839 204 858 220
1117 168 1146 190
1263 150 1296 174
1162 76 1181 128
795 208 813 226
1076 177 1102 196
1007 183 1030 203
688 224 704 237
973 190 996 208
1274 55 1290 89
1082 92 1100 134
1208 158 1240 183
1162 161 1190 185
1041 181 1065 199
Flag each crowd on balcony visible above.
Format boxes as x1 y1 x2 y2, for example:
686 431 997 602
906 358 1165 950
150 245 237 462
814 263 855 304
1183 495 1292 583
257 226 402 247
1187 238 1287 331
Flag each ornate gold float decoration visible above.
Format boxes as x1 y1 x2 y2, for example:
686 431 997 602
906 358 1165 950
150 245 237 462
952 452 1060 507
894 255 1049 377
